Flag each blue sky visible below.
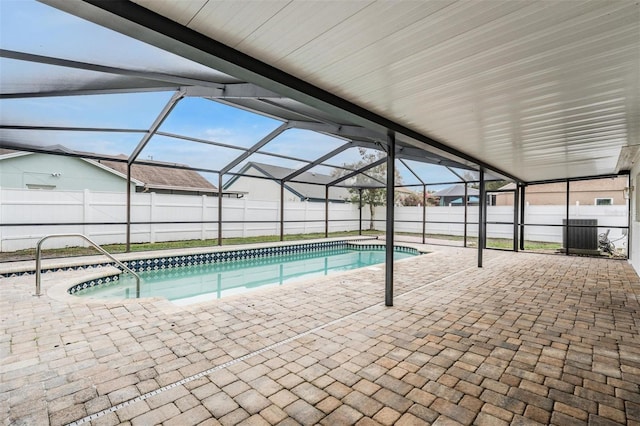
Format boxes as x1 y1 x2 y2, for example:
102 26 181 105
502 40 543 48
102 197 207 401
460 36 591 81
0 0 466 189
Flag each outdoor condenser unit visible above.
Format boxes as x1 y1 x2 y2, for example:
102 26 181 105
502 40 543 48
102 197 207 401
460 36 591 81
562 219 598 254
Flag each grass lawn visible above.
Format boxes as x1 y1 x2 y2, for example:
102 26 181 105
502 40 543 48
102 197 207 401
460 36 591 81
0 230 382 262
395 232 562 251
0 230 565 263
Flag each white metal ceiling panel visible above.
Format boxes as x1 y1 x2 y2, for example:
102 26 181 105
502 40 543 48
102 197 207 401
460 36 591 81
90 1 640 182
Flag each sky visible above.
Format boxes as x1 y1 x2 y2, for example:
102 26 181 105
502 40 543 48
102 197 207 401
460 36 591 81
0 0 468 189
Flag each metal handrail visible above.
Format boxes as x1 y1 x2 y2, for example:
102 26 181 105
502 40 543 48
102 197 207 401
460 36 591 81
35 233 141 297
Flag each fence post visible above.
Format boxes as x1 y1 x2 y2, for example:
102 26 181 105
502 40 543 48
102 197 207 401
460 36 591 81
242 198 248 238
303 200 309 234
150 192 156 244
82 188 90 240
201 194 207 240
0 189 3 252
325 186 329 238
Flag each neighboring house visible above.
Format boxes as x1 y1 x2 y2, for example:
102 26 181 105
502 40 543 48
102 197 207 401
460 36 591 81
496 177 628 205
0 147 229 196
223 162 351 202
433 184 479 206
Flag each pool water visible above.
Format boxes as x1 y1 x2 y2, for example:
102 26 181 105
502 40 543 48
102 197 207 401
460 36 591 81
74 248 416 305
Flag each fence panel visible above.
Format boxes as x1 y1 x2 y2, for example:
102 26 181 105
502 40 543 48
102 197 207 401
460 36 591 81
0 188 629 251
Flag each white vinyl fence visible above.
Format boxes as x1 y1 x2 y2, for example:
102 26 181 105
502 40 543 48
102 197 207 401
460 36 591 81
0 188 629 251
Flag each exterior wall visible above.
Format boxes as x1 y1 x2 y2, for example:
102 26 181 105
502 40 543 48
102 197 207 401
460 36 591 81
225 175 302 202
495 177 628 206
0 153 135 192
629 166 640 274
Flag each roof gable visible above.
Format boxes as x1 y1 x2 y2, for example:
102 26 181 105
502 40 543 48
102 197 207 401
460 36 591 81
0 147 217 191
225 161 351 201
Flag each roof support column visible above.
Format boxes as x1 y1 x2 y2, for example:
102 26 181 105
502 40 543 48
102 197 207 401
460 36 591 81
280 181 284 241
218 173 223 246
565 180 570 255
126 164 131 252
626 175 631 260
478 169 486 267
519 184 526 251
464 183 469 248
385 131 396 307
513 186 520 252
358 188 363 236
422 184 427 245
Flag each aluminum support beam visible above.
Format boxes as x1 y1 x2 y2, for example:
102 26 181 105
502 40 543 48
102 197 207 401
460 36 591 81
287 120 383 141
513 188 519 252
0 49 221 90
399 159 424 186
328 158 387 187
478 169 486 267
0 124 147 133
280 181 285 241
282 143 352 182
422 184 426 244
385 131 396 307
218 173 223 246
189 83 282 99
129 90 185 164
519 184 526 251
126 164 132 252
464 184 469 247
358 189 363 236
220 122 289 175
565 180 570 255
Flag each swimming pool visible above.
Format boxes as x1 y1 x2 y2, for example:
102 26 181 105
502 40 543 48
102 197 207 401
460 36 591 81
71 242 419 305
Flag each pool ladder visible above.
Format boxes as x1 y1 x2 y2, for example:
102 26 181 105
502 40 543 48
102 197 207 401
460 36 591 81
35 233 141 298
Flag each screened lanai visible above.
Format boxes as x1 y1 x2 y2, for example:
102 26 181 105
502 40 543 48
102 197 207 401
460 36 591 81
2 3 640 426
1 0 638 302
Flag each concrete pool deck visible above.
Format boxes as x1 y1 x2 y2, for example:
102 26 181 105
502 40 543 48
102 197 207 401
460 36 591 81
1 244 639 425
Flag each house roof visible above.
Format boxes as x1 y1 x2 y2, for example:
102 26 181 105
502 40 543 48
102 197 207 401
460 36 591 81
96 155 217 192
434 184 479 197
0 148 217 192
226 162 351 201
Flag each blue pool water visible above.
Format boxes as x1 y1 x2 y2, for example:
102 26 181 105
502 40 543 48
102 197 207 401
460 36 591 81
74 247 416 305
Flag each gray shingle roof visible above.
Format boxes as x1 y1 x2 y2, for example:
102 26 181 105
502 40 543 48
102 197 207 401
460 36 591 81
0 148 217 191
97 156 216 191
232 162 352 202
434 184 479 197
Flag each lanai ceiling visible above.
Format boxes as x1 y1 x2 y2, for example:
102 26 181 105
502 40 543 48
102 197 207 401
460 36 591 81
4 0 640 185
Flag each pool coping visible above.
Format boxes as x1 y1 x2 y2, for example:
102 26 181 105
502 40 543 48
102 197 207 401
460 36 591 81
41 238 432 309
0 236 429 278
65 239 427 296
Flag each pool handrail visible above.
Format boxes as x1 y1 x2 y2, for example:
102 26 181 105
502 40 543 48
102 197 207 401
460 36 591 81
35 233 140 298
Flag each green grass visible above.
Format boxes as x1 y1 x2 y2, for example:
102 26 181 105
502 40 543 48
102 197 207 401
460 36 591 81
0 229 563 263
0 230 382 262
394 231 562 250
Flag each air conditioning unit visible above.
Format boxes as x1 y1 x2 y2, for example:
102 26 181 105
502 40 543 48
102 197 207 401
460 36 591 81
562 219 598 254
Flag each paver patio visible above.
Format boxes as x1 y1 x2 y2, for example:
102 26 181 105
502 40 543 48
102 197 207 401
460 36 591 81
1 244 639 425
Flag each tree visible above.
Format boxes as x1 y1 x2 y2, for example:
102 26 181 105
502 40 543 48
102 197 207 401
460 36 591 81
331 148 402 230
462 171 508 191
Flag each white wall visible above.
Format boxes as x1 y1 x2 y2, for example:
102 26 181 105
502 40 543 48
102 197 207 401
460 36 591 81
0 188 629 251
224 175 301 202
0 189 361 251
628 167 640 273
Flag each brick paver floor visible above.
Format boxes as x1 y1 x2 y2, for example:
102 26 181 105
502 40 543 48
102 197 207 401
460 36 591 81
1 244 639 425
